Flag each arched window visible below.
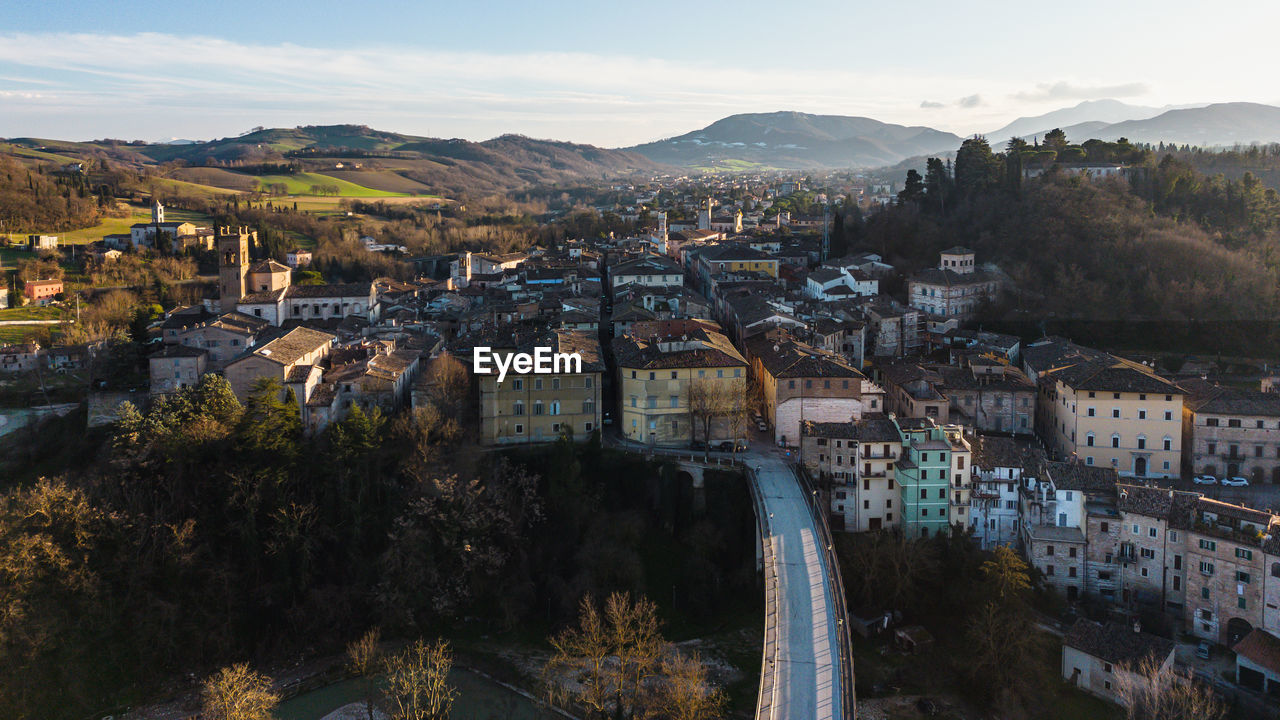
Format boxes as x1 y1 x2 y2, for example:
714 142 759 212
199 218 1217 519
1111 433 1121 448
1086 432 1095 447
1136 435 1146 450
512 401 524 416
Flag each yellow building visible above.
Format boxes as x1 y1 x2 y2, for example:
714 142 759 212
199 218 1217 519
1037 357 1184 478
613 319 748 447
692 244 780 279
477 329 603 445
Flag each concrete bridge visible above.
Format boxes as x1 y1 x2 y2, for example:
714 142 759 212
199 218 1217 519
621 441 855 720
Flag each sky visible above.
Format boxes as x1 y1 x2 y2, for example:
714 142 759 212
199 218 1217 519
1 0 1278 147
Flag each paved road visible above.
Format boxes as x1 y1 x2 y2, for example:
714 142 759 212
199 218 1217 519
749 446 842 720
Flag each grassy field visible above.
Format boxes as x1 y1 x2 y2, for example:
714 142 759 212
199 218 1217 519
0 143 82 165
323 169 435 194
251 171 408 197
0 306 63 322
0 325 55 344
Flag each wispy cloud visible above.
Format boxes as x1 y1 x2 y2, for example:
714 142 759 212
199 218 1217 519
920 100 945 109
958 94 983 108
1013 81 1149 102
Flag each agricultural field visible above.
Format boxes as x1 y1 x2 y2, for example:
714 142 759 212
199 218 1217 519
322 169 436 194
167 167 263 191
250 171 406 197
0 306 64 322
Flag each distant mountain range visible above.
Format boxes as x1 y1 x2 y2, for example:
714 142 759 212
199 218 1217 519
627 103 1280 170
985 99 1181 142
8 101 1280 186
626 111 962 170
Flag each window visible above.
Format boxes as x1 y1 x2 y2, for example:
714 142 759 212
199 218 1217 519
1068 567 1077 578
1149 527 1157 538
921 509 928 517
1046 565 1055 576
535 378 543 390
1163 437 1172 451
533 401 544 415
1206 418 1218 427
669 396 678 408
1237 571 1251 584
1112 434 1120 448
1101 522 1109 533
1199 539 1216 551
1229 418 1242 428
920 489 927 499
585 377 593 388
1170 531 1178 542
513 401 525 416
1141 567 1149 577
671 371 678 379
514 423 523 434
1202 587 1211 599
1047 545 1055 556
550 401 560 416
585 422 593 432
1199 561 1215 575
513 378 523 390
1069 547 1077 558
1165 411 1173 421
1137 436 1146 450
1236 548 1254 561
1239 597 1247 610
1112 409 1121 418
1138 409 1147 420
1087 407 1096 417
1141 548 1155 559
1113 393 1121 400
1173 576 1181 591
552 377 561 390
630 396 637 408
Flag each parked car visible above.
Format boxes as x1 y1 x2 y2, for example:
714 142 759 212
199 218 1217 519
690 439 707 450
1193 474 1217 485
603 411 613 426
1196 641 1212 660
1222 476 1250 487
756 420 769 432
716 438 747 452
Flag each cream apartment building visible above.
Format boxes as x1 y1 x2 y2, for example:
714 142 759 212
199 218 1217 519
1037 357 1184 478
800 415 903 532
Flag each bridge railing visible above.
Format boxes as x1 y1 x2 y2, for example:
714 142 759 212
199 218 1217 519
794 463 857 720
744 463 778 720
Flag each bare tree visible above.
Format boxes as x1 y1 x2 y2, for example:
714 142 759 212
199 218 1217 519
200 663 279 720
347 627 382 720
657 650 728 720
546 592 667 719
686 377 746 461
382 638 457 720
422 352 471 420
1114 656 1227 720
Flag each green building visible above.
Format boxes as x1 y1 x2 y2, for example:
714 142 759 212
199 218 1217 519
893 417 972 538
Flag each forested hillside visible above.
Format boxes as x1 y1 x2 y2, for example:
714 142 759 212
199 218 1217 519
833 135 1280 355
0 155 113 233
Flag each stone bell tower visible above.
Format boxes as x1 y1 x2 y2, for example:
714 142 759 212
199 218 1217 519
217 226 254 311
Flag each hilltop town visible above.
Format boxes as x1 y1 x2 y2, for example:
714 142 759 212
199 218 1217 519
2 130 1280 720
